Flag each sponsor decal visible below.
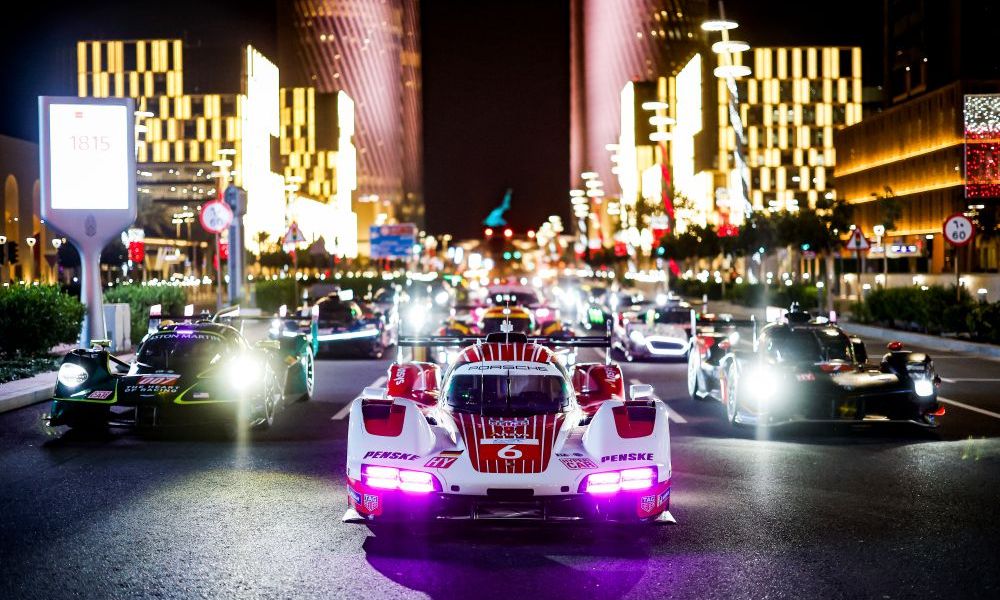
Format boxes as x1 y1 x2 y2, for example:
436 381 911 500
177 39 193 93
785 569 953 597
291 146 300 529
601 452 653 463
796 373 816 382
123 384 180 394
363 493 380 513
658 487 670 505
456 412 564 474
138 375 180 386
87 390 112 399
425 456 459 469
363 451 420 461
192 392 210 399
466 364 548 372
348 487 362 505
559 457 598 470
640 494 657 513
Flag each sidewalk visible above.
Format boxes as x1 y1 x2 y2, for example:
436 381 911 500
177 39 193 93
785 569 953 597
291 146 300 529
0 352 135 415
699 300 1000 360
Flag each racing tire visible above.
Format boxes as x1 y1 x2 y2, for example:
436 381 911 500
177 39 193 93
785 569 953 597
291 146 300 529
723 364 742 426
686 352 703 399
297 349 315 402
252 366 282 431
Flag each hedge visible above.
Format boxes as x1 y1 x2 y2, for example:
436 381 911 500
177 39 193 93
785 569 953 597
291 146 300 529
104 284 187 344
852 285 1000 343
0 285 85 356
253 278 298 314
670 279 819 309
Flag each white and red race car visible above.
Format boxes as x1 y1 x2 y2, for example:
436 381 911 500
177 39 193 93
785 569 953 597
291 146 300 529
343 331 674 524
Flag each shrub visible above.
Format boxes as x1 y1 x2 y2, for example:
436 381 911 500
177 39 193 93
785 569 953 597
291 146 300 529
969 301 1000 344
254 278 297 314
853 285 979 335
0 285 86 356
104 284 187 344
723 283 819 309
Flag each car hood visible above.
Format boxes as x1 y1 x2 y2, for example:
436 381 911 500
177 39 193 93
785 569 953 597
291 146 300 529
448 412 567 474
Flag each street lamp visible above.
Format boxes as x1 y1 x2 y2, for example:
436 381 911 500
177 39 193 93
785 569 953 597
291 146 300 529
873 224 887 287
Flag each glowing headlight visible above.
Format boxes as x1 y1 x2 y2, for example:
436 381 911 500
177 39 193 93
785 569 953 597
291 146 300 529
914 378 935 398
629 330 645 344
407 306 427 331
744 369 778 401
226 355 261 390
434 291 450 306
57 363 89 388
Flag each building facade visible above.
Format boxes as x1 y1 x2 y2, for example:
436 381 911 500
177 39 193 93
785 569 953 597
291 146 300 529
77 38 366 258
278 0 424 226
722 46 863 215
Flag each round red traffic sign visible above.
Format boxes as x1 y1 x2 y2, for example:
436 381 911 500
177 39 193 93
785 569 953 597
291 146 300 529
199 199 233 234
942 213 975 247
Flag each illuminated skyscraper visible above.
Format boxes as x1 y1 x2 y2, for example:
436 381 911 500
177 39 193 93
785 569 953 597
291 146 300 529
570 0 707 190
279 0 423 226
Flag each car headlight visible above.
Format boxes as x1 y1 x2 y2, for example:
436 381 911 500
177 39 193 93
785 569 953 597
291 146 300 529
434 291 450 306
57 363 89 388
407 306 426 331
914 378 935 398
629 330 645 344
744 368 778 401
226 355 261 390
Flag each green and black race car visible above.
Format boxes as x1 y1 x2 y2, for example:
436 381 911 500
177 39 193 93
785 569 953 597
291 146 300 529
48 309 316 432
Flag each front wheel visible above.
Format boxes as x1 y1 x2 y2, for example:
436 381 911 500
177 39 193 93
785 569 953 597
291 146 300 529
723 365 741 425
252 366 281 430
687 352 702 399
298 349 315 402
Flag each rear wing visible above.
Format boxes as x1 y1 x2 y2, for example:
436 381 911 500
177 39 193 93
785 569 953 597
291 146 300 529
398 333 612 349
690 310 757 346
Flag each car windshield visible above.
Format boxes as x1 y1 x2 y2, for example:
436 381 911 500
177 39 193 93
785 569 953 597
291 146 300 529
649 309 689 325
766 329 853 363
138 332 226 371
445 374 569 415
482 317 533 335
318 300 357 325
490 291 539 306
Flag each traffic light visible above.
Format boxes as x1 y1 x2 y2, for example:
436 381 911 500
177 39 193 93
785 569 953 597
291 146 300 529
503 228 513 239
6 241 18 264
502 251 512 260
484 227 494 239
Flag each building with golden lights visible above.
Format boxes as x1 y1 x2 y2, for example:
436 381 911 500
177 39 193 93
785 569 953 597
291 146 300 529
722 46 863 215
76 38 367 259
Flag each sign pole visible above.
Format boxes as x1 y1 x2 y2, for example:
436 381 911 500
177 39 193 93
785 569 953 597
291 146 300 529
215 233 223 310
77 244 105 345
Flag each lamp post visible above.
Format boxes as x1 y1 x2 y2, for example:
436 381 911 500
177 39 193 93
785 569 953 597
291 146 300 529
703 4 752 220
0 234 6 286
873 224 887 287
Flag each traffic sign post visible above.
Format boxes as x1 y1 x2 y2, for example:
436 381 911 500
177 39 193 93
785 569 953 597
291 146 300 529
844 228 870 296
39 96 136 346
200 199 234 310
943 213 976 300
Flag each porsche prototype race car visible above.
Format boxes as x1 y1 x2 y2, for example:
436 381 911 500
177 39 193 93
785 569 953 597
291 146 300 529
343 330 674 525
687 309 944 427
48 306 316 431
314 290 397 358
614 301 693 361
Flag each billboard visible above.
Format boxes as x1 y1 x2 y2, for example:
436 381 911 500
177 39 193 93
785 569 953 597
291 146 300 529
369 223 417 259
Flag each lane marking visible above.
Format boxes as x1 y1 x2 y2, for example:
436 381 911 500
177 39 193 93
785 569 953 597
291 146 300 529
332 375 386 420
938 396 1000 421
941 378 1000 383
632 378 687 424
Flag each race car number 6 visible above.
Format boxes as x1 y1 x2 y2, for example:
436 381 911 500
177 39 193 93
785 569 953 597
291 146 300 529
498 445 523 460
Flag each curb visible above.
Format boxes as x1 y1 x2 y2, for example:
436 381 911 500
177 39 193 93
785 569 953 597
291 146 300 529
838 322 1000 360
0 353 135 416
0 372 57 415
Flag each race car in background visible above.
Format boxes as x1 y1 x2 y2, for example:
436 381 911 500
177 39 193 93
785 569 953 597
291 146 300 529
314 290 397 359
687 308 944 427
48 306 316 432
614 300 694 361
342 330 674 525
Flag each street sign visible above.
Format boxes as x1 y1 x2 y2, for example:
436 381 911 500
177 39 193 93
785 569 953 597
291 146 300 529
199 200 233 234
370 223 418 259
39 96 136 346
802 250 817 260
844 229 870 251
943 213 975 246
283 222 307 246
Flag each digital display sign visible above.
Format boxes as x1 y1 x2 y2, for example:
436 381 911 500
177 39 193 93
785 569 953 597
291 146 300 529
47 103 131 210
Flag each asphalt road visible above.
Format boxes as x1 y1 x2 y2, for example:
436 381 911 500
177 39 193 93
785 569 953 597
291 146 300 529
1 342 999 599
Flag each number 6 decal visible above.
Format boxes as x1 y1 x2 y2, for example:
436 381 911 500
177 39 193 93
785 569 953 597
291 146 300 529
498 444 522 460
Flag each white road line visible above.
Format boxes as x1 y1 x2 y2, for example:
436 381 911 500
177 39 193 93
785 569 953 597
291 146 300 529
632 378 687 424
941 378 1000 383
332 375 386 420
938 397 1000 421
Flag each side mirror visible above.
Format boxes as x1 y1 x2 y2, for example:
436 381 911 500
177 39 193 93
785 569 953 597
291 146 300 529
629 383 653 401
850 337 868 364
255 340 280 351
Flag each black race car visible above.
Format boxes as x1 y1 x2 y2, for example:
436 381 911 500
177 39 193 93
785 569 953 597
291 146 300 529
314 291 396 358
49 309 316 432
687 309 944 427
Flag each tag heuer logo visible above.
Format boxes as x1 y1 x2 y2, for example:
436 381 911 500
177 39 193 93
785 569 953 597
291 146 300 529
640 494 656 513
363 493 379 512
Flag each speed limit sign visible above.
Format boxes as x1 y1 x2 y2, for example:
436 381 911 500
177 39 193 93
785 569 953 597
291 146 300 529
942 213 975 247
199 199 233 234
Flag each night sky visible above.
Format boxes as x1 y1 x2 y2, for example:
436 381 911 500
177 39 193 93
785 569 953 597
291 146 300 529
0 0 880 239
